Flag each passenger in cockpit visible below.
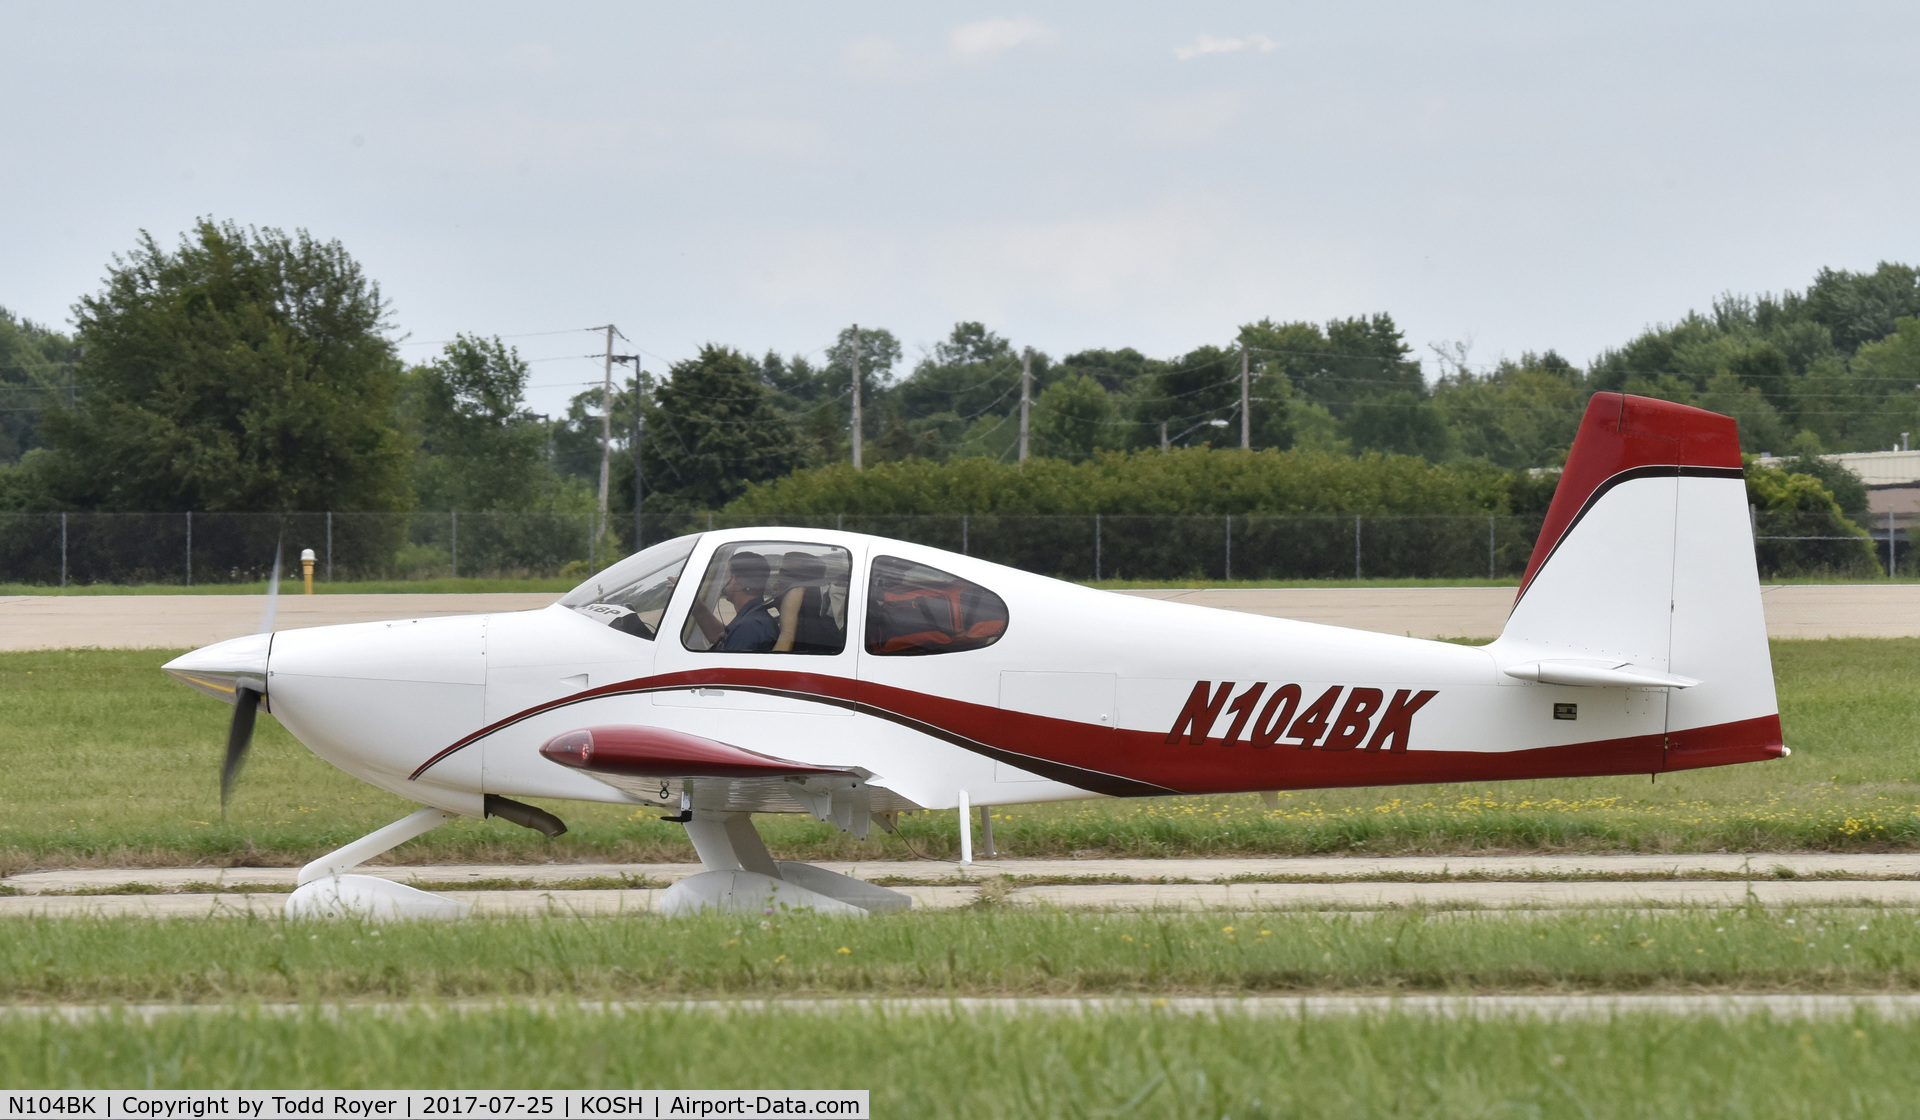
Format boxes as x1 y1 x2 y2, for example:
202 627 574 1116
688 551 780 652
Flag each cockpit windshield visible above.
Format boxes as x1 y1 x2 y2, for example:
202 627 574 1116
559 533 701 640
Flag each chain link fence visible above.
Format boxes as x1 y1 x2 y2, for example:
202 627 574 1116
0 509 1903 586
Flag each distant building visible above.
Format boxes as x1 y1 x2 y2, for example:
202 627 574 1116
1753 449 1920 539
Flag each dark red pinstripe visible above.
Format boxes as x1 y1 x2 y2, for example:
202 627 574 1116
409 667 1785 796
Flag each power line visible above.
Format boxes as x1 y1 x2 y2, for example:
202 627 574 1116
397 327 611 348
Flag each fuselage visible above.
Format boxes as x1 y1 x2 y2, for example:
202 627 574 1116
167 523 1782 820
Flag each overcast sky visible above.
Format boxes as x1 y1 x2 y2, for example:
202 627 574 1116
6 3 1918 415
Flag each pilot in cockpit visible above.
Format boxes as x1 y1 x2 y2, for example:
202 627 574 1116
687 550 780 652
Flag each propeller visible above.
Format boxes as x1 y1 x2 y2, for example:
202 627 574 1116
221 687 261 808
222 543 281 809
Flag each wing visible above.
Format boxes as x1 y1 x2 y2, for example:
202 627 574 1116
539 724 918 826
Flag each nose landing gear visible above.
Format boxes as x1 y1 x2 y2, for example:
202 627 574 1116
284 806 469 921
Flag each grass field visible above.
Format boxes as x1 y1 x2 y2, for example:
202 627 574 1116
2 640 1917 869
2 1004 1918 1115
5 908 1920 1002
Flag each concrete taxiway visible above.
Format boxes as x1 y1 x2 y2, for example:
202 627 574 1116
8 854 1920 918
2 583 1917 650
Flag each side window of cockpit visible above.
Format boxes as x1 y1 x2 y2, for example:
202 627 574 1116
681 542 852 655
865 555 1009 656
559 534 700 640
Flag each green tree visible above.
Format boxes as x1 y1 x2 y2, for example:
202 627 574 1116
1584 266 1920 453
1134 344 1242 450
1800 262 1920 354
0 307 74 464
746 351 837 464
820 325 903 460
1240 314 1421 419
31 220 410 511
886 322 1045 462
726 446 1508 517
1057 347 1165 395
1846 317 1920 449
1747 460 1878 576
405 335 569 510
1778 434 1870 524
1031 373 1121 462
1341 390 1453 460
641 345 807 508
1431 351 1585 469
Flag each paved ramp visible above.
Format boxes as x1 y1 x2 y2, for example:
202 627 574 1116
1119 584 1920 640
1 584 1915 650
0 593 561 651
9 854 1920 918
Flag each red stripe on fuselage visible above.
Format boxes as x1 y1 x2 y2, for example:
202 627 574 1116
409 667 1785 794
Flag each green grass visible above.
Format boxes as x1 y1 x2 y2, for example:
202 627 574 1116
3 1005 1916 1113
2 640 1918 869
5 908 1920 1003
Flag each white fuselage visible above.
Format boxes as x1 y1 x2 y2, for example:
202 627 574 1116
235 511 1775 820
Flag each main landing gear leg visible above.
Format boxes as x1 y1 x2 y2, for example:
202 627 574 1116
660 810 911 917
284 807 469 921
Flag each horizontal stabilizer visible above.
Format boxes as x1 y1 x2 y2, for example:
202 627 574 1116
1502 660 1701 689
540 725 864 780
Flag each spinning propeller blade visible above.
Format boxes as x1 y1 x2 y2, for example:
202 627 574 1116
223 541 282 810
221 686 261 809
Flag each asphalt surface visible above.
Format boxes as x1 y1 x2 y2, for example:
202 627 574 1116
9 854 1920 918
2 584 1917 649
1122 584 1920 640
0 592 560 651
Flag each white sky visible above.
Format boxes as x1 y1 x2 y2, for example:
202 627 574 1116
5 2 1918 416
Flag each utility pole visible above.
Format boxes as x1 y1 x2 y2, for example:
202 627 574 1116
611 354 643 552
849 324 863 470
645 376 652 549
1239 344 1251 450
1160 420 1169 452
596 324 616 535
1018 347 1033 462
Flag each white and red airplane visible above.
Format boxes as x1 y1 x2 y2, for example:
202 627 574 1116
164 392 1785 918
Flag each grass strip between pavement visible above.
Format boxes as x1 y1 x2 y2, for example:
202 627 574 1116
1 1001 1917 1114
7 908 1920 1003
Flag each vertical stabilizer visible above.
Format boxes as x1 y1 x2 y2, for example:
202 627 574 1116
1491 393 1783 770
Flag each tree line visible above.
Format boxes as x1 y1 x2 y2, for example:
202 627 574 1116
0 219 1913 555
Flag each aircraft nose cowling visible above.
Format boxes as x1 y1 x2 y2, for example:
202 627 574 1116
163 632 272 704
260 615 488 807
